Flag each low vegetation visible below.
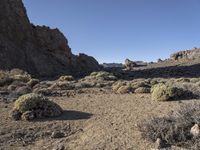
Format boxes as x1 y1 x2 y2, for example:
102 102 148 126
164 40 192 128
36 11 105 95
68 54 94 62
151 83 184 101
87 71 117 81
138 103 200 149
58 75 74 81
10 93 63 121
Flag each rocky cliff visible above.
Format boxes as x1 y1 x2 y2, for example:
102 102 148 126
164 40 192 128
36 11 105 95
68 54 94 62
0 0 100 77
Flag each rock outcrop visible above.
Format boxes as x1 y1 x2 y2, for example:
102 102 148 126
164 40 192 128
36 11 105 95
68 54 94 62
124 59 137 70
170 48 200 61
0 0 100 78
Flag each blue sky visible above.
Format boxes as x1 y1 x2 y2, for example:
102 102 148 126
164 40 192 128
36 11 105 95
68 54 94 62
24 0 200 63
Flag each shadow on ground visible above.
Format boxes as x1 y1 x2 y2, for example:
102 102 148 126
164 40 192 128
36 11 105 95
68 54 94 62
109 63 200 80
58 110 93 120
35 110 93 122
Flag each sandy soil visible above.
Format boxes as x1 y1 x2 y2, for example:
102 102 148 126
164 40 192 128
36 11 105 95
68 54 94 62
1 88 199 150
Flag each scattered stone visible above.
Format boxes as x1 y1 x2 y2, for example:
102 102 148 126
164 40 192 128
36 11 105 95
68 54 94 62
155 138 165 149
7 85 17 91
52 145 65 150
190 124 200 138
134 87 150 93
21 111 35 121
27 79 40 87
16 86 32 96
51 131 65 139
10 108 22 121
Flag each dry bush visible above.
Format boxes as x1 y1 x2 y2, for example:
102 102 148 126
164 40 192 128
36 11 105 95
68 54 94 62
151 82 198 101
87 71 117 81
151 83 185 101
58 75 74 81
0 71 13 86
11 93 62 121
138 103 200 149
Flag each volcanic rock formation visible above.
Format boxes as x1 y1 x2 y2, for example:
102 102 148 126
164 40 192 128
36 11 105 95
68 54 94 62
170 48 200 61
0 0 100 78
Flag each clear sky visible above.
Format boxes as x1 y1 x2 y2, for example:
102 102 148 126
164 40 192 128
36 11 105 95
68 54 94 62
24 0 200 63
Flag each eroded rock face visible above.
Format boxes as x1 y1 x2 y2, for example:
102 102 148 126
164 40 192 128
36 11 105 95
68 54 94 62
0 0 100 77
124 59 137 70
170 48 200 61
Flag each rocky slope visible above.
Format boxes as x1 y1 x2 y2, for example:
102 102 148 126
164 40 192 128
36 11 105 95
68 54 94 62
0 0 100 78
170 48 200 61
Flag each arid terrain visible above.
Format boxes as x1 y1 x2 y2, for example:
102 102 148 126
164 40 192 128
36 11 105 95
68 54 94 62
1 59 200 150
1 91 195 150
1 0 200 150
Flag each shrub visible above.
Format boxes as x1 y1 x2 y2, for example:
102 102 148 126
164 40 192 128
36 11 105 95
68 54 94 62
131 81 149 88
151 83 184 101
11 93 62 121
88 71 117 81
27 79 39 87
0 71 13 86
116 85 132 94
16 86 32 96
50 82 75 91
10 69 31 82
138 103 200 149
58 75 74 81
0 69 32 87
33 87 52 96
134 87 150 93
190 78 200 83
176 78 190 83
112 81 126 92
112 81 133 94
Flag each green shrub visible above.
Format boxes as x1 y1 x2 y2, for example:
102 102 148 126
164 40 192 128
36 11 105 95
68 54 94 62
10 69 31 82
0 71 13 86
12 93 62 121
151 83 184 101
88 71 117 81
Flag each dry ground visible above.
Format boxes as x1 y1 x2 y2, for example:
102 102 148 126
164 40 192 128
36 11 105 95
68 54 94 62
1 88 199 150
